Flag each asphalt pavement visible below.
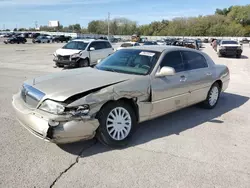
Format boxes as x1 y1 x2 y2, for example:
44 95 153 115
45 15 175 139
0 40 250 188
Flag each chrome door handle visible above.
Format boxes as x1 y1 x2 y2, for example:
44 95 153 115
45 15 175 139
206 72 212 76
180 75 187 82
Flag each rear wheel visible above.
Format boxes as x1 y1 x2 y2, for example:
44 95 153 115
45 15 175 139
236 54 241 58
96 101 137 148
201 82 221 109
78 59 89 67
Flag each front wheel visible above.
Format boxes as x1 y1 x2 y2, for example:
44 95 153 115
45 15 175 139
96 101 137 148
78 59 89 67
201 83 221 109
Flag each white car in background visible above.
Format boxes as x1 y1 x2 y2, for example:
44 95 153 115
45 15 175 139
116 42 140 51
156 40 166 45
53 39 114 68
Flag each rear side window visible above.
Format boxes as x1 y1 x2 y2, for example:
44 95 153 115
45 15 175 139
160 51 184 72
182 51 208 70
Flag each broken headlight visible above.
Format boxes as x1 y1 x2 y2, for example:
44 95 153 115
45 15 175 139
71 52 82 58
39 100 65 115
69 105 90 116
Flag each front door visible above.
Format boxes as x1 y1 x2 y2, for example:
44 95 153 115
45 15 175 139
151 51 190 118
88 41 103 64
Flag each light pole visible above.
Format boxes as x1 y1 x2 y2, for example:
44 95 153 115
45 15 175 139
108 12 110 39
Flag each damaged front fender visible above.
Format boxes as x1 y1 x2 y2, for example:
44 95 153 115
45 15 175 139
66 76 152 122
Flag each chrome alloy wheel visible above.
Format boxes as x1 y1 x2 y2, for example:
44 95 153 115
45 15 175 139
106 107 132 141
209 86 219 106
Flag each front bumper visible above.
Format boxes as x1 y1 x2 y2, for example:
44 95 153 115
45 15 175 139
53 56 80 67
219 49 242 56
12 93 99 144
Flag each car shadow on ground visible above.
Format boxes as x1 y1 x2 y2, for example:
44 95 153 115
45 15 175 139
217 55 248 59
58 92 249 157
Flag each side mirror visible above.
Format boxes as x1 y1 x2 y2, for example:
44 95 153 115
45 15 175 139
90 47 95 51
97 59 102 64
155 66 175 77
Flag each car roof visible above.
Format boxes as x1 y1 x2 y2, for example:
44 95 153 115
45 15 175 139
125 45 199 53
72 39 109 43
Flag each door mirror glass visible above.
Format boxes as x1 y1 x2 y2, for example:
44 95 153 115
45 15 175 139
156 66 175 77
90 47 95 51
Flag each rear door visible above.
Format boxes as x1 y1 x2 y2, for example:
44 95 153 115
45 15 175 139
181 51 214 105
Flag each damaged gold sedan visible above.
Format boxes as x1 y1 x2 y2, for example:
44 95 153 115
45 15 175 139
12 46 230 147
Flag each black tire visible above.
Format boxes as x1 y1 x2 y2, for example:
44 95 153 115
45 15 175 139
96 101 137 148
236 54 241 58
217 51 222 57
56 63 64 68
201 82 221 109
47 40 50 43
78 59 89 67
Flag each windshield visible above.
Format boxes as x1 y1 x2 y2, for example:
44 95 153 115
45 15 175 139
121 43 133 47
222 40 238 45
96 49 161 75
62 41 89 50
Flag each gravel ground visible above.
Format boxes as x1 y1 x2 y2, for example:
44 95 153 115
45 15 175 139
0 40 250 188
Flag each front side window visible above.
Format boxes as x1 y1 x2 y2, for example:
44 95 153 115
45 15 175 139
105 42 112 48
182 51 208 70
89 42 105 50
160 51 184 73
96 49 160 75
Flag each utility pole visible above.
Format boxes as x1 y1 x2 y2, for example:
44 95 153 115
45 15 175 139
35 21 38 30
108 12 110 39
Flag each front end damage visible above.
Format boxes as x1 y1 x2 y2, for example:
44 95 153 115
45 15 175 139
12 76 151 144
12 93 99 144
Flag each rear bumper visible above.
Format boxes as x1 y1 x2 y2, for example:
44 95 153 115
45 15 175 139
12 93 99 144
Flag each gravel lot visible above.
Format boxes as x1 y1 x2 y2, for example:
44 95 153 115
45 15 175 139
0 39 250 188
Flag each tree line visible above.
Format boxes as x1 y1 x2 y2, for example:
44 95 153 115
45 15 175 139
3 4 250 36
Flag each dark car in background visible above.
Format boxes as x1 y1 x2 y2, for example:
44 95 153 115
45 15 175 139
4 36 27 44
52 35 72 43
31 33 41 39
143 41 158 45
240 38 250 44
202 38 209 43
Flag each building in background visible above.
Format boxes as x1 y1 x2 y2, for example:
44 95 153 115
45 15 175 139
48 21 60 28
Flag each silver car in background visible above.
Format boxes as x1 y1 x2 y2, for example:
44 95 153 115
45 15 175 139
12 46 230 147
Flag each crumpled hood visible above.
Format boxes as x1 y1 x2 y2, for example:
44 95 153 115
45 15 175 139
55 48 82 56
24 68 137 101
